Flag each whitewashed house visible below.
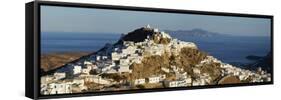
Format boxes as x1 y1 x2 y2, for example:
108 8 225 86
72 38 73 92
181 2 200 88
85 64 93 70
134 79 146 85
118 65 131 73
84 61 92 65
166 79 191 87
54 72 66 80
193 68 201 74
122 46 136 55
147 76 161 84
91 64 98 70
73 65 82 75
48 82 72 94
96 55 101 61
199 78 207 85
161 67 170 73
120 59 130 65
101 66 111 72
40 84 48 95
102 56 108 60
131 57 142 64
192 80 201 86
167 80 186 87
127 54 143 64
82 68 91 75
111 52 121 61
186 77 192 84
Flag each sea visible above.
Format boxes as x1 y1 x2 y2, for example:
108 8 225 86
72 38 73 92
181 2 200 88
41 32 271 67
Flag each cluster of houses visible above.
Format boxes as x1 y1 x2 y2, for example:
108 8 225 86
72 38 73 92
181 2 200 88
41 73 87 95
196 55 271 84
220 63 271 82
40 60 113 95
41 25 271 95
133 75 192 88
133 74 192 88
90 24 197 74
134 75 166 85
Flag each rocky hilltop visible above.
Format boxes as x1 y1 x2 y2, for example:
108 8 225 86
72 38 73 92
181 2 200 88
40 25 272 95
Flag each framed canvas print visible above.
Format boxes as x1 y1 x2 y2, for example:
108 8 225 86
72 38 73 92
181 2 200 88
25 0 273 99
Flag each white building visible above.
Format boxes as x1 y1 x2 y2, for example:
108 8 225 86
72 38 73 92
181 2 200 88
193 68 201 74
127 54 143 64
161 67 170 73
48 82 72 94
122 46 136 55
186 77 192 84
192 80 201 86
73 65 82 75
166 79 189 87
90 64 98 70
120 59 130 66
130 57 142 64
54 72 66 80
96 55 101 61
85 64 93 70
82 68 91 75
147 76 161 84
134 78 146 85
118 65 131 73
40 84 48 95
102 56 108 60
111 52 121 61
84 61 92 65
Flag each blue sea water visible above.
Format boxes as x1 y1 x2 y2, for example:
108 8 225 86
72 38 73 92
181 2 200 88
41 32 271 65
172 35 271 65
41 32 120 53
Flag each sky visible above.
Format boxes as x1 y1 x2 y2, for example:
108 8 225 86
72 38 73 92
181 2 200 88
41 5 271 36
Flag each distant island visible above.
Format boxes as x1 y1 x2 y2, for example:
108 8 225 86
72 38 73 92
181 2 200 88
40 25 271 95
166 28 228 37
247 52 272 72
246 55 263 61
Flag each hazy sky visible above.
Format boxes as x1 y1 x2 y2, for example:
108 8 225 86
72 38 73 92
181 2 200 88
41 5 271 36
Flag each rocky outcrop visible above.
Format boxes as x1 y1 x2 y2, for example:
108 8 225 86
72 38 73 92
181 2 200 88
121 27 155 43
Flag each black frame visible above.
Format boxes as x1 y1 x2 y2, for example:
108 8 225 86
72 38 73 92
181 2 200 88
26 0 274 99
